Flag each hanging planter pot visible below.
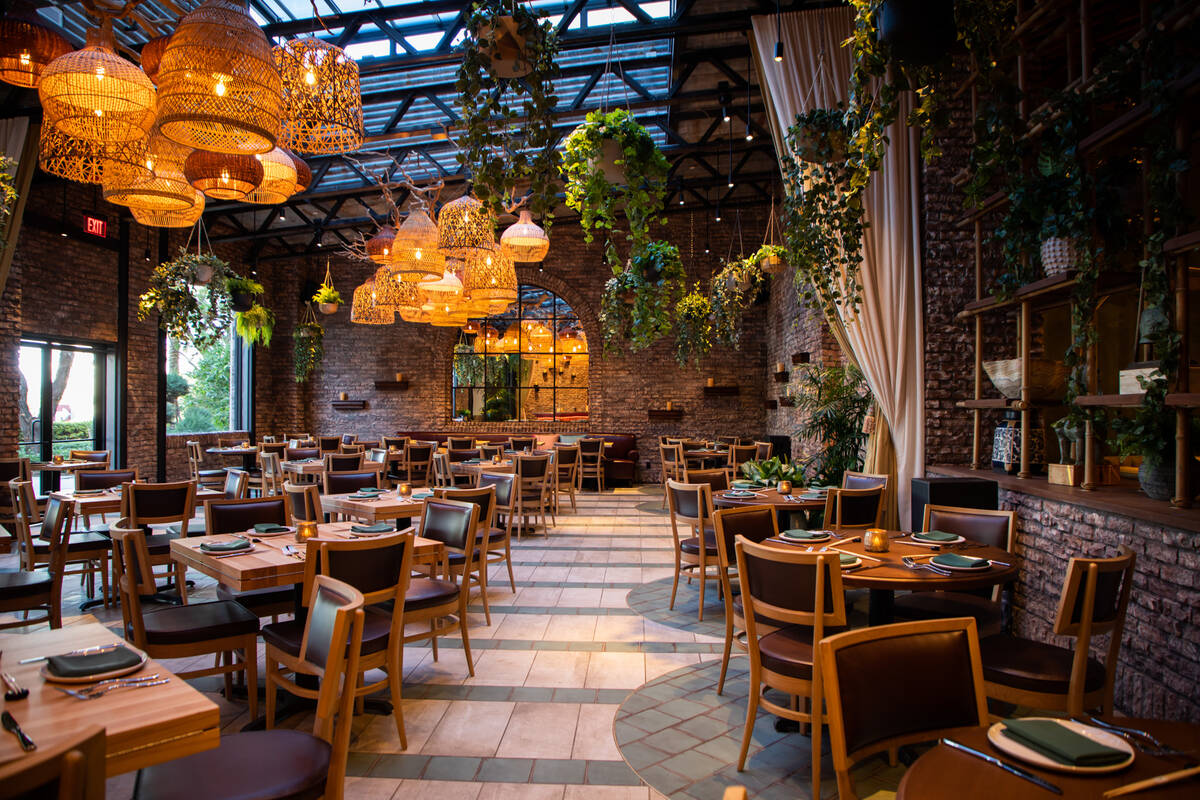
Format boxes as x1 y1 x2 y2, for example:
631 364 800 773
226 276 264 314
590 139 627 184
312 261 343 315
1040 236 1077 276
474 15 532 78
619 288 638 305
877 0 957 66
230 292 254 312
1138 457 1174 501
318 302 339 315
192 261 215 285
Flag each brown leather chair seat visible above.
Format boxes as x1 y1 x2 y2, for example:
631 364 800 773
478 527 506 543
143 532 176 556
262 608 392 658
892 591 1004 637
30 531 110 554
216 585 295 616
979 633 1106 695
756 624 850 679
404 577 458 611
0 570 52 599
680 530 718 556
132 601 259 646
133 728 330 800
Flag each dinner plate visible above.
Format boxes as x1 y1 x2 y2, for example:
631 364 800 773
247 526 294 538
930 554 992 571
912 532 965 545
839 555 862 569
781 529 831 542
42 650 149 684
723 490 759 498
986 719 1134 774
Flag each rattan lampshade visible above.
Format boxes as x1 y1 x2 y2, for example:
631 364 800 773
184 149 263 200
372 266 418 311
473 325 500 354
131 187 206 227
139 34 170 85
0 14 72 88
437 194 494 256
420 267 464 302
366 224 397 264
350 278 391 325
393 208 444 282
38 23 156 146
38 124 148 185
290 151 312 192
462 244 518 304
273 37 363 156
398 305 432 324
500 209 550 262
103 132 196 212
523 319 554 351
156 0 282 155
244 146 298 205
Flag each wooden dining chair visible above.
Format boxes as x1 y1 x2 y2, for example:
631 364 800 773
286 445 321 462
0 495 72 630
340 433 358 446
479 444 504 461
578 438 605 493
892 505 1016 636
727 444 758 481
980 546 1135 717
124 480 196 602
513 454 552 537
74 467 138 530
339 443 365 455
283 481 322 524
109 520 259 720
433 485 498 624
446 449 478 487
475 471 517 594
248 451 284 497
221 469 249 500
0 724 105 799
508 435 536 452
683 467 730 495
263 535 413 747
711 505 779 694
658 443 685 509
447 436 475 450
431 452 452 488
134 575 364 800
551 444 580 513
841 470 888 491
820 617 989 800
665 479 722 621
821 486 884 534
68 450 110 468
364 447 389 486
186 441 225 490
217 437 244 449
753 440 773 460
317 435 341 454
0 456 31 545
383 436 409 452
10 482 109 610
204 496 295 619
717 435 741 447
403 442 435 488
734 537 849 796
324 451 363 472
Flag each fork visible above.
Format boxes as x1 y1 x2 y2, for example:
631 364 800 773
55 677 168 700
902 556 951 575
1081 716 1197 759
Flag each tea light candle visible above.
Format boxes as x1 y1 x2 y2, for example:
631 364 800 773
338 391 349 401
864 528 890 553
775 362 785 373
295 520 318 543
397 482 412 500
395 372 404 382
777 480 793 494
52 454 63 464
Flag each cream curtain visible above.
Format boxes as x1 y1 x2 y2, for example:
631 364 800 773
751 8 925 529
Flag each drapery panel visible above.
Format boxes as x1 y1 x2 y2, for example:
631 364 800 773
751 8 924 528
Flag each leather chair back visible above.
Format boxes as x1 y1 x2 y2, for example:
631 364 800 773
286 447 321 461
0 457 30 484
447 437 475 450
340 433 358 446
479 444 504 460
259 441 287 458
125 481 196 530
728 445 758 472
76 468 138 490
339 443 365 454
842 470 888 491
660 443 682 467
434 485 497 532
554 444 580 473
924 505 1014 551
318 436 341 453
684 468 729 494
283 482 321 524
477 472 515 510
579 438 604 461
260 451 284 481
69 450 110 465
516 454 550 480
324 452 363 471
735 536 846 625
365 448 387 466
681 440 706 452
405 443 434 481
357 440 380 451
205 496 288 535
222 469 248 499
0 724 105 799
383 436 409 452
314 534 413 603
508 436 536 452
665 479 714 525
447 449 477 463
712 505 778 572
823 487 884 532
323 471 380 495
419 498 480 566
717 436 741 447
1055 546 1136 636
754 441 773 460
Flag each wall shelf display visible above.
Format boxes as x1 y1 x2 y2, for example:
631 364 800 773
772 370 789 383
647 408 684 420
777 397 795 408
764 399 778 410
702 385 740 396
373 380 409 391
331 400 367 411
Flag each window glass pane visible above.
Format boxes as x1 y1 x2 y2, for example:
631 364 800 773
49 349 95 456
18 345 42 459
167 328 233 434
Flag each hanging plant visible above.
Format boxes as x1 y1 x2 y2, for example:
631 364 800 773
137 247 233 349
312 261 343 314
598 241 685 352
674 286 714 368
562 108 669 271
457 0 560 225
0 155 17 253
293 309 324 382
235 303 276 347
226 275 264 313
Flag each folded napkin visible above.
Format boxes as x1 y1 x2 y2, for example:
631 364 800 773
731 480 756 489
200 538 252 553
412 491 434 499
464 458 483 463
46 646 143 679
350 522 393 534
914 530 959 542
799 493 826 500
253 523 290 533
781 529 829 541
73 489 104 496
356 488 384 494
1000 718 1129 767
348 494 379 500
838 553 858 566
931 552 989 569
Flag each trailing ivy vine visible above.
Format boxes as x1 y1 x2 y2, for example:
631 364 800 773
598 241 684 352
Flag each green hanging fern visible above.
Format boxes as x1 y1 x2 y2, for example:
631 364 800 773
673 286 714 369
137 248 234 349
235 303 275 347
293 322 324 382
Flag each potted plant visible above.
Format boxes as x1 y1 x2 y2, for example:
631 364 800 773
674 286 714 368
226 276 264 313
793 362 873 486
293 320 324 382
1111 379 1177 500
313 283 343 315
235 303 275 347
562 108 669 270
739 457 804 487
752 243 787 275
138 248 232 348
790 106 849 163
598 243 684 353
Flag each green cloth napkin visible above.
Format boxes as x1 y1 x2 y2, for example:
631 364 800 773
351 522 393 534
46 646 143 679
357 487 383 494
253 523 290 533
200 538 252 553
73 489 104 496
914 530 959 542
838 553 858 566
731 480 756 489
799 493 826 500
1000 718 1129 767
412 491 433 499
931 553 989 569
781 529 829 541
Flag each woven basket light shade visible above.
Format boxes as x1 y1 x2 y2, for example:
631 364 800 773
419 267 464 302
557 326 586 354
473 325 500 354
522 320 554 351
131 187 206 227
184 149 263 200
430 311 470 327
156 0 282 155
103 133 196 212
244 146 298 204
139 34 170 85
462 245 518 304
290 151 312 192
350 278 391 325
372 266 418 311
38 24 156 146
398 305 432 324
0 14 72 88
38 124 148 185
366 224 397 264
393 208 444 282
274 37 363 156
437 194 493 256
500 209 550 262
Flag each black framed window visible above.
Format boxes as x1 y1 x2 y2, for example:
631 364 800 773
18 337 116 462
165 309 252 435
452 286 589 422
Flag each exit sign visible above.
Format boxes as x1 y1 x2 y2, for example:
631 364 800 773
84 215 107 237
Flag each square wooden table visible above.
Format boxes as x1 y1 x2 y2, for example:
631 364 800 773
0 621 220 776
52 486 222 521
320 490 425 525
31 460 107 492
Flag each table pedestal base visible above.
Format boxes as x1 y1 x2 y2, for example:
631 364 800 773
868 589 894 626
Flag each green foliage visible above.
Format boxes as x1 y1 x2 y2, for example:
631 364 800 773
235 304 275 347
1110 379 1173 467
708 256 768 348
312 284 342 305
165 373 190 404
175 404 217 434
292 322 324 382
457 0 560 225
51 420 92 442
598 241 685 352
483 388 515 421
170 338 230 434
225 276 264 295
0 155 17 250
562 108 669 270
792 363 872 486
739 457 805 486
673 286 713 368
137 249 233 349
751 243 786 266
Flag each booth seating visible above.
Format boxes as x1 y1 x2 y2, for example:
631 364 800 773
393 432 640 484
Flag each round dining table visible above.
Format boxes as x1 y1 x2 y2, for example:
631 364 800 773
713 486 826 529
206 445 259 472
898 718 1200 799
766 530 1018 626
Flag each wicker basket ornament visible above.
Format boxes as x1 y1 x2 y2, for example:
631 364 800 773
983 358 1068 401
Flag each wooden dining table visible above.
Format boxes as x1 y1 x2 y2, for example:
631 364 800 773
765 530 1018 625
205 445 259 472
0 622 220 776
320 489 426 524
30 459 107 492
52 485 223 521
713 487 827 529
898 719 1200 799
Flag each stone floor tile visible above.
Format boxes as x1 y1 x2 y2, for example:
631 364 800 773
477 783 566 800
544 614 600 642
467 649 537 686
421 700 515 757
496 702 581 759
585 652 646 689
397 779 483 800
572 703 622 760
526 650 592 688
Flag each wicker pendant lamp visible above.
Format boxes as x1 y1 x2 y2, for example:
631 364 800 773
131 187 206 227
37 124 148 185
420 266 464 303
392 208 444 282
437 194 493 256
462 244 518 304
372 266 418 311
500 209 550 262
290 151 312 193
38 21 156 146
366 224 397 265
244 146 299 204
184 149 263 200
103 132 196 212
156 0 282 155
350 278 391 325
474 325 500 354
140 34 170 85
0 13 72 88
273 37 363 155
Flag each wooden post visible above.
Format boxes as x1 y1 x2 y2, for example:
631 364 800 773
1173 118 1191 508
1019 300 1032 479
973 220 983 469
1082 320 1098 491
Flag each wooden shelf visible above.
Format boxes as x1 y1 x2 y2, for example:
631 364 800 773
331 400 367 411
956 271 1138 320
772 370 789 383
1164 229 1200 255
702 385 740 396
956 398 1021 410
647 408 684 420
764 400 778 410
1074 393 1146 408
777 397 796 408
1168 393 1200 409
791 353 810 365
373 380 409 391
953 190 1007 229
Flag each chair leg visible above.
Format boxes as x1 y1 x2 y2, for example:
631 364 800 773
669 548 682 610
737 664 761 771
460 603 475 678
176 563 189 604
504 538 516 591
718 608 734 695
222 653 234 701
429 620 439 660
100 554 110 609
476 562 491 626
244 640 258 721
388 646 407 750
265 664 277 729
697 555 706 622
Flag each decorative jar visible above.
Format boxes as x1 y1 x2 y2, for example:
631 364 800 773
295 520 318 543
864 528 890 553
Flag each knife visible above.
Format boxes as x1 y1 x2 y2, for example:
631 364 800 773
942 737 1062 795
2 711 36 752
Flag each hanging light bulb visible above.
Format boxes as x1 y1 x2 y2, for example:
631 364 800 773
366 224 397 265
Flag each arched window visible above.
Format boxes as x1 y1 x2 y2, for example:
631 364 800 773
452 286 589 422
